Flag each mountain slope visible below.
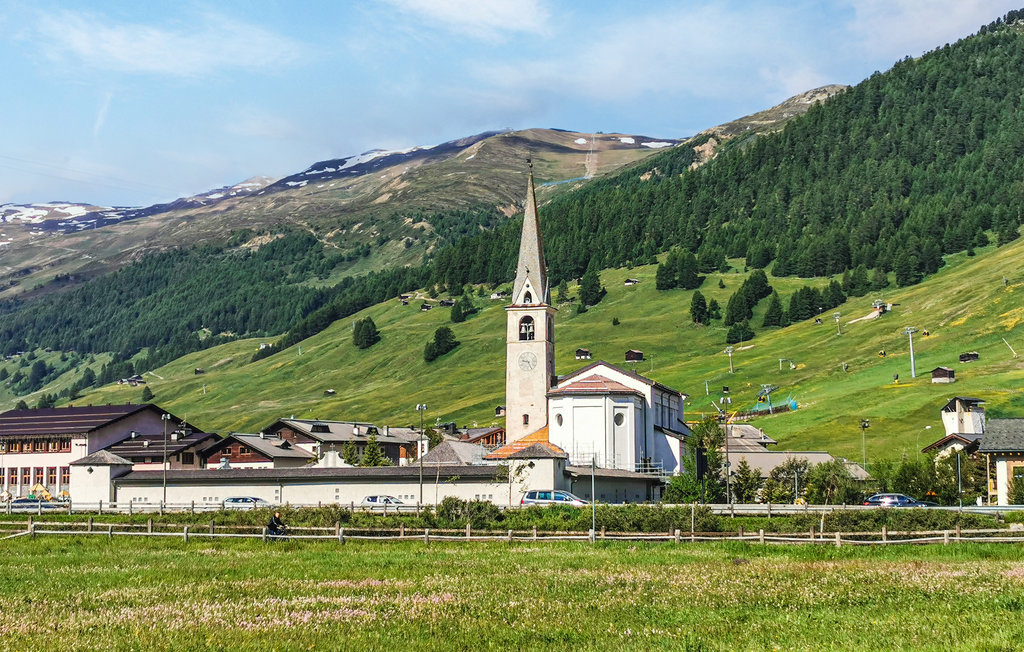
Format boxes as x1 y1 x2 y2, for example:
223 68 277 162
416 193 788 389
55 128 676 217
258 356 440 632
29 231 1024 466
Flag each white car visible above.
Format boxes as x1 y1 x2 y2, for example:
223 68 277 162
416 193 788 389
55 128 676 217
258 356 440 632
520 490 589 507
222 496 271 510
360 495 404 507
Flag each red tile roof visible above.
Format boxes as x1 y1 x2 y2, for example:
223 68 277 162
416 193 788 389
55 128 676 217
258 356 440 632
484 426 566 460
548 374 642 397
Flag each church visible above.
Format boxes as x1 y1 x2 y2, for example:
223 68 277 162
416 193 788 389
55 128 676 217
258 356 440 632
500 162 690 476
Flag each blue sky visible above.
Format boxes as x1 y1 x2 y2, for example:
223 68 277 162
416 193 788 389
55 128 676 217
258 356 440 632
0 0 1018 206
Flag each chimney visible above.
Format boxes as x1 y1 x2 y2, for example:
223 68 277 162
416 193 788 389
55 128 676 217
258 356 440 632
143 440 150 448
130 431 138 439
259 431 266 439
384 426 390 437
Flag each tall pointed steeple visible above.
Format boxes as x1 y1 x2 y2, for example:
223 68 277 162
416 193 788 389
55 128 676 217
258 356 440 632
512 159 548 305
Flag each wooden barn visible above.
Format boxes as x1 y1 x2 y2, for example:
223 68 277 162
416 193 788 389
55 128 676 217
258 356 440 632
931 366 956 383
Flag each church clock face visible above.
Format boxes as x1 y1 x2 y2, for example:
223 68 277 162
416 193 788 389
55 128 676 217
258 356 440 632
518 351 538 370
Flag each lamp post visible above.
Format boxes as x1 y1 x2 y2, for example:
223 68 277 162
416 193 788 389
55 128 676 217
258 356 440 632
904 327 918 378
860 418 871 470
161 413 171 505
833 312 842 335
416 403 427 505
725 346 734 374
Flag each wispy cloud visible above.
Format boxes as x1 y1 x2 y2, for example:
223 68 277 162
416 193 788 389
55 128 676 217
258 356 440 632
30 9 303 77
378 0 551 39
93 91 113 138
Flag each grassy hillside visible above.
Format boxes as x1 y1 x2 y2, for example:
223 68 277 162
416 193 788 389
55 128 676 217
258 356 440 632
37 230 1024 467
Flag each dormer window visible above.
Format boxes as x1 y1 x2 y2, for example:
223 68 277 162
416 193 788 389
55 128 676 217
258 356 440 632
519 316 535 341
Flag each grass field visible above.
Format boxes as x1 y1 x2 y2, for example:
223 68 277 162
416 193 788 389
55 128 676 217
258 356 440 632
1 537 1022 650
7 230 1024 468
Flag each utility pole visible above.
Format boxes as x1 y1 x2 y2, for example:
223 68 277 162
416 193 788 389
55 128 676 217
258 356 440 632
860 418 871 470
904 327 918 378
725 346 734 374
417 403 427 505
161 413 171 505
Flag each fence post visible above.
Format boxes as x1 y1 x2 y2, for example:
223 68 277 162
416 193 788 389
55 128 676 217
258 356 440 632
108 525 113 540
147 518 153 534
415 501 420 516
98 500 103 515
738 525 744 539
160 501 164 516
191 501 195 515
334 521 340 538
128 501 133 516
955 524 961 542
87 516 94 533
588 528 594 544
509 529 515 544
532 525 538 541
465 523 471 540
690 503 695 533
183 525 189 543
943 530 950 545
29 520 35 539
262 526 268 543
835 532 841 548
6 501 10 515
424 528 430 545
730 503 734 519
67 500 72 515
810 526 815 543
881 525 887 543
600 526 606 540
759 529 765 545
674 529 680 544
338 528 345 545
37 501 41 516
399 523 405 537
767 502 772 519
209 519 215 535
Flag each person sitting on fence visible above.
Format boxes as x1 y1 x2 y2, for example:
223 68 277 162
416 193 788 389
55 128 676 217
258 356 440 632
267 511 286 536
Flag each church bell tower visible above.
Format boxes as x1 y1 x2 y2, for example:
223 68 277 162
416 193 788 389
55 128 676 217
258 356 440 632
505 160 556 443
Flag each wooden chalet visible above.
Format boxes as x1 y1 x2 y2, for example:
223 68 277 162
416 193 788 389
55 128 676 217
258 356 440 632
931 366 956 383
575 348 592 360
200 433 315 469
625 349 645 362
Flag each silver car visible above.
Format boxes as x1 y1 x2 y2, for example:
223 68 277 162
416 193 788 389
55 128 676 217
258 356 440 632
222 496 271 510
520 490 589 506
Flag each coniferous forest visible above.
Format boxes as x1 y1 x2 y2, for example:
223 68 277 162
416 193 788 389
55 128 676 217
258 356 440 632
3 12 1024 372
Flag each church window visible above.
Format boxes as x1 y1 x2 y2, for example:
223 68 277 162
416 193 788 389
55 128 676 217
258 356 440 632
524 291 533 304
519 316 535 341
522 414 529 426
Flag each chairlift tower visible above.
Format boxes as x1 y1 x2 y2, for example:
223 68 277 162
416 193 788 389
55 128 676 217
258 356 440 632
758 384 779 414
904 327 918 378
833 312 842 335
724 346 735 374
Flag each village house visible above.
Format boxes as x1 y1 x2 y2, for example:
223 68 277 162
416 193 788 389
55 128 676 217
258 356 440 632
261 418 419 465
979 419 1024 505
199 432 316 469
0 403 191 498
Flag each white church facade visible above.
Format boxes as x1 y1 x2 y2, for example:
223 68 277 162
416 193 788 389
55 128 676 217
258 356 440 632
504 162 689 476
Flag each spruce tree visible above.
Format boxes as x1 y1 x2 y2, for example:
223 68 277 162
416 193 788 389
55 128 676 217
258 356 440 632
141 386 154 402
725 320 755 344
360 433 387 467
579 268 604 306
761 291 785 327
707 298 722 320
555 279 569 303
690 291 708 324
342 440 359 465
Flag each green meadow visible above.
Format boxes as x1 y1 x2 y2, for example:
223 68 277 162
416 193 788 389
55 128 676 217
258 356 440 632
1 537 1022 650
16 233 1024 467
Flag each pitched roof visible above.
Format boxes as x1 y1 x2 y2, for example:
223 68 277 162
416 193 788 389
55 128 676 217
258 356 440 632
548 374 643 397
921 433 983 454
979 419 1024 453
556 360 686 398
506 443 567 460
942 397 984 411
420 441 491 465
210 434 316 460
485 426 566 460
105 429 217 459
0 403 157 437
70 450 133 466
511 165 548 305
267 419 417 445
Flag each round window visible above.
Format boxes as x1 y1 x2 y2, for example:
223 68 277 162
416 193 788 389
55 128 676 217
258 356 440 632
555 414 563 426
614 413 625 426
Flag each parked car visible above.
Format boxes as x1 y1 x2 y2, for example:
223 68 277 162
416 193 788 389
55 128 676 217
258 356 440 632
863 493 924 508
520 490 589 507
360 495 404 508
222 496 271 510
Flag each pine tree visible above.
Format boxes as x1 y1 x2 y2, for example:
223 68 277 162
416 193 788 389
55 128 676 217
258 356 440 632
555 279 569 303
871 268 890 290
14 400 28 410
678 252 701 289
690 291 708 324
424 326 460 362
655 261 676 290
360 433 387 467
761 291 785 327
707 298 722 320
579 268 604 306
342 440 359 465
353 318 381 349
726 320 755 344
732 459 762 503
141 386 154 402
450 299 466 323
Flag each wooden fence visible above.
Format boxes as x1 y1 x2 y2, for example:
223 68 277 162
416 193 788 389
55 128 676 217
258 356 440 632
3 518 1024 547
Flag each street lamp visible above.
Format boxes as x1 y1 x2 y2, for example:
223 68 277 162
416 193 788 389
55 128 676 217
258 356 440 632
416 403 428 505
724 346 735 374
161 413 171 505
860 418 871 470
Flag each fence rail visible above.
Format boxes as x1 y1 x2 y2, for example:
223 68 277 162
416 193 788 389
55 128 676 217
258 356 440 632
5 500 1024 517
4 518 1024 547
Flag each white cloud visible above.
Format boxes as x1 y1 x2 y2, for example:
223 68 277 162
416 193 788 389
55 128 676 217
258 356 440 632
378 0 551 39
844 0 1022 61
225 108 302 140
30 10 303 77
